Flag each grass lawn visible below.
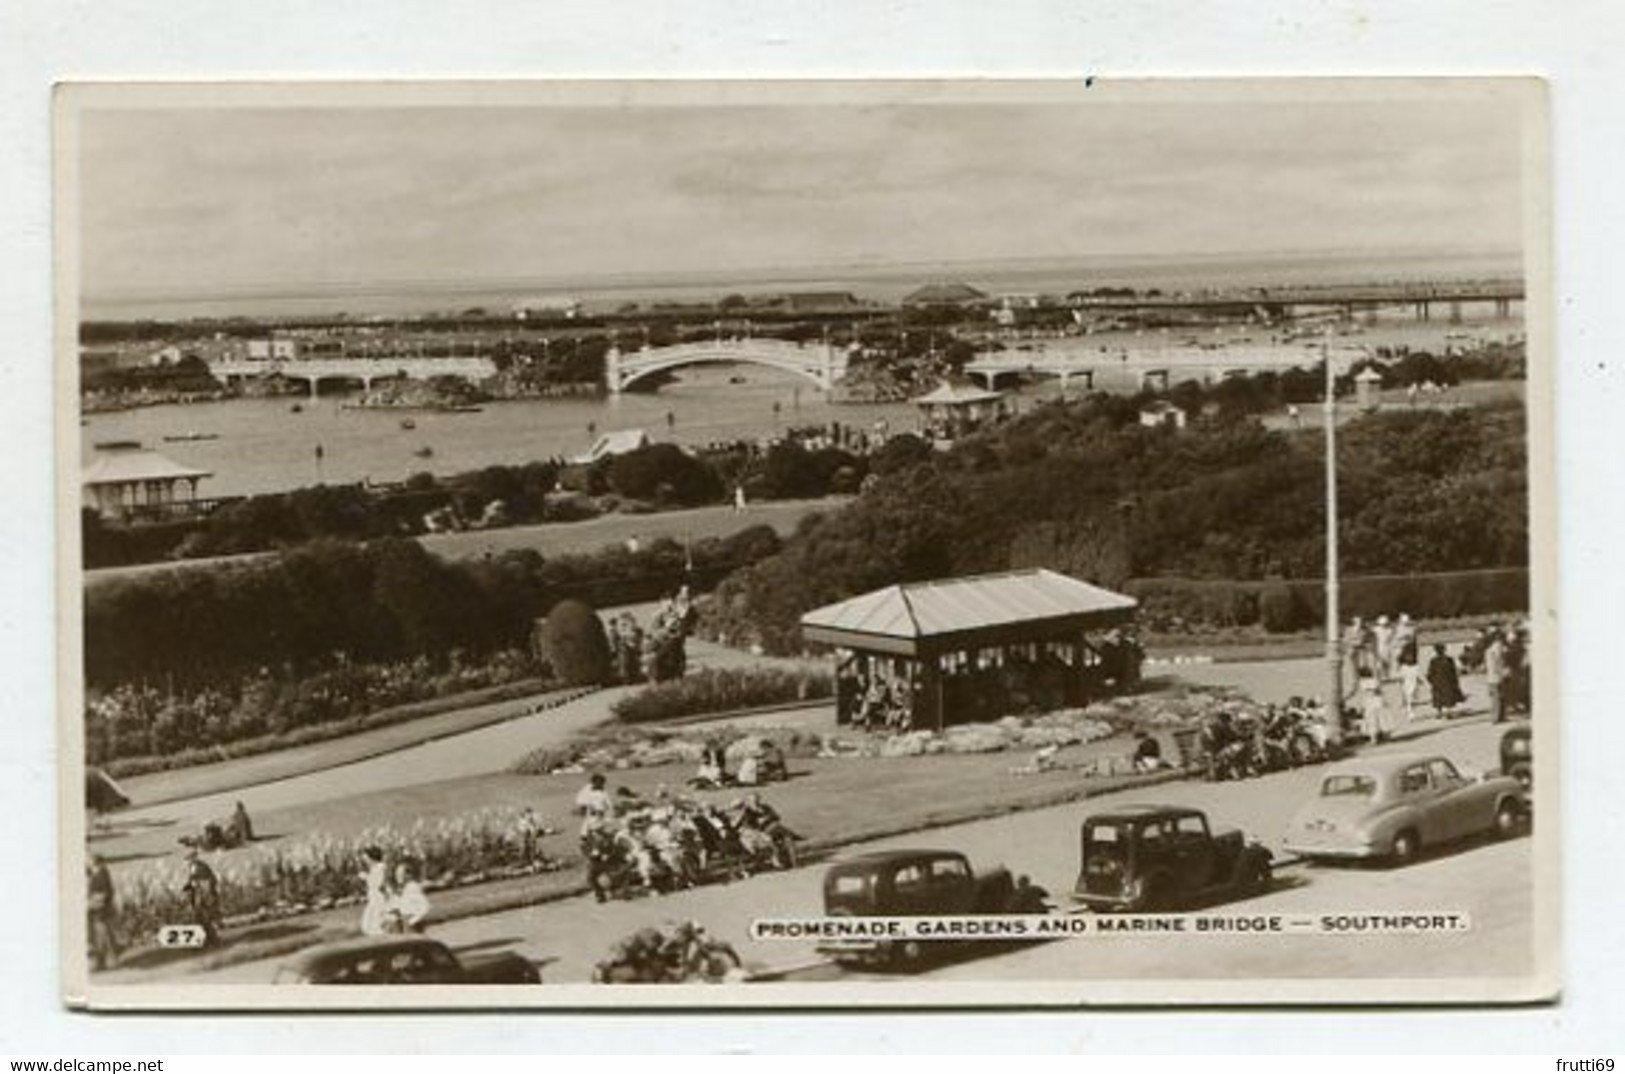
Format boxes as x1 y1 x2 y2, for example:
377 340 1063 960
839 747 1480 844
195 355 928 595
97 724 1174 980
102 720 1159 888
118 683 585 807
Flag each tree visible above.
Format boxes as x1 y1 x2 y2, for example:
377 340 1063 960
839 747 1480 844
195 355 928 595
608 444 723 506
536 599 612 686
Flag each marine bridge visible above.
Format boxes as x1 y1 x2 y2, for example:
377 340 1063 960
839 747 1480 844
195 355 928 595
210 356 499 396
604 338 850 394
1070 280 1524 322
964 342 1372 392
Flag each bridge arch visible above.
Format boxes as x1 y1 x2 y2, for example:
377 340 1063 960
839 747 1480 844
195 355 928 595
607 340 848 394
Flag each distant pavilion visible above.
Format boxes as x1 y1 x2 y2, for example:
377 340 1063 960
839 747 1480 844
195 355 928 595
913 382 1009 441
801 569 1141 731
82 442 212 521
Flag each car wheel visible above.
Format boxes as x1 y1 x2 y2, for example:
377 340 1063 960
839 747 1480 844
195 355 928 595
1130 876 1169 913
1244 857 1271 894
1389 829 1421 865
1493 799 1523 839
1509 763 1532 793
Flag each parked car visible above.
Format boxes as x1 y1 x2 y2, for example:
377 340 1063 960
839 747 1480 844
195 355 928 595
1500 726 1533 793
818 849 1026 967
1284 753 1525 865
1073 805 1272 912
273 936 540 985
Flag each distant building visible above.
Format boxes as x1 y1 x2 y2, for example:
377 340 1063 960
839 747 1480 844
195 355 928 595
1138 400 1188 430
901 282 989 309
82 442 212 521
513 297 582 320
778 291 863 313
570 428 652 465
246 339 299 361
914 382 1008 441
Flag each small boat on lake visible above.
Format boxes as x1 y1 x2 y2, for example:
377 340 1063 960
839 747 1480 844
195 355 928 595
413 445 434 458
400 418 417 430
163 432 220 443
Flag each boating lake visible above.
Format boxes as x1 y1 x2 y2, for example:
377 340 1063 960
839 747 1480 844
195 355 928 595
79 314 1522 500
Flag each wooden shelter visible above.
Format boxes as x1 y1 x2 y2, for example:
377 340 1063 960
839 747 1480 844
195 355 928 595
82 442 212 522
913 382 1008 441
801 569 1141 731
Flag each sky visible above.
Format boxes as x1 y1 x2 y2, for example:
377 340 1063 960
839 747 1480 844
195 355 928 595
74 90 1528 311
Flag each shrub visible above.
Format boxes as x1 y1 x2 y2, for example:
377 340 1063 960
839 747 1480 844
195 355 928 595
537 600 612 686
611 666 833 724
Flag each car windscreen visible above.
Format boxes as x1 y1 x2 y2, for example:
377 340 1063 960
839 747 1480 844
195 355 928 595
828 872 875 900
1320 775 1377 797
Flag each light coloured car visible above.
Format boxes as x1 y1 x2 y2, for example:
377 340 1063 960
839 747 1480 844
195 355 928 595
1284 753 1525 865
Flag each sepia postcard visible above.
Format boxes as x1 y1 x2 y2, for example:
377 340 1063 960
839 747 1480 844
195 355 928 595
56 78 1558 1010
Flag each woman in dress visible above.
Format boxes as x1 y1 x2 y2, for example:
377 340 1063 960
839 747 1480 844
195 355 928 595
358 846 391 937
1427 643 1467 717
388 861 430 934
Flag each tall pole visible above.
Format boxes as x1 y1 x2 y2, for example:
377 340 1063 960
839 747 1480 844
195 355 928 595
1323 342 1343 745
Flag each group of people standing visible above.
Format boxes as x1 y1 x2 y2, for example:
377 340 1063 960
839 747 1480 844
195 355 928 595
1344 612 1472 740
358 846 431 937
609 587 695 686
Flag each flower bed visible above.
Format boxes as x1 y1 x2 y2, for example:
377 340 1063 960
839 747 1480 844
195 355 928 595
109 805 564 942
88 649 548 772
610 667 833 725
514 687 1250 777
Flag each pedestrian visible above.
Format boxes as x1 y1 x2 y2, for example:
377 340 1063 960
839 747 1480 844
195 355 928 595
358 845 391 937
1360 677 1394 743
387 861 430 934
1427 643 1466 717
1394 614 1421 718
1372 615 1395 679
87 853 120 970
574 773 612 823
227 800 255 846
182 849 223 947
1483 629 1508 723
734 484 747 512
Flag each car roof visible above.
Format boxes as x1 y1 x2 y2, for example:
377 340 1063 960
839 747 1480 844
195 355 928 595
830 849 964 868
283 935 445 971
1085 804 1206 823
1321 753 1447 777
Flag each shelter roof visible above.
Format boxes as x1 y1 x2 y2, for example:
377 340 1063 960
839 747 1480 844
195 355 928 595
902 282 989 306
82 446 211 487
801 568 1137 656
912 383 1005 407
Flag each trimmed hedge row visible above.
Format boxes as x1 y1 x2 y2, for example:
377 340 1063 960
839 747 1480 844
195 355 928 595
611 667 834 725
1124 567 1529 634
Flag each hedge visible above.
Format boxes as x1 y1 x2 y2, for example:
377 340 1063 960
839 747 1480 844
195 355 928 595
611 667 834 725
1125 567 1529 634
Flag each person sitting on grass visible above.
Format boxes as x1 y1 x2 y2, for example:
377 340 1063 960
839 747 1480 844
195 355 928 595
1132 730 1167 773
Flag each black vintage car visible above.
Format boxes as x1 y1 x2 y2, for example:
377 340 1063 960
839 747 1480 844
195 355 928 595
1074 805 1272 912
818 849 1026 967
1500 726 1533 793
273 936 540 985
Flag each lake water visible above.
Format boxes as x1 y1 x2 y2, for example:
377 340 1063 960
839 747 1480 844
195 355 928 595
79 313 1522 499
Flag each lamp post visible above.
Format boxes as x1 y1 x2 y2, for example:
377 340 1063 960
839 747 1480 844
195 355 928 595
1323 341 1344 745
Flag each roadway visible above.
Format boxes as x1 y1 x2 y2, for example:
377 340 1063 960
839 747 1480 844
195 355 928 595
184 716 1533 991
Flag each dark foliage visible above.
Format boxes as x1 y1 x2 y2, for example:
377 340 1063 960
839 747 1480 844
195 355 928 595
536 600 613 686
701 395 1529 652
